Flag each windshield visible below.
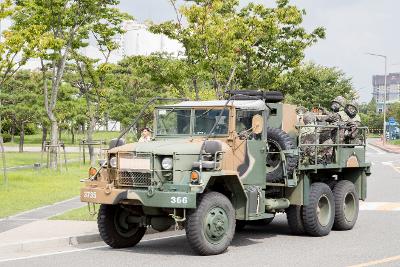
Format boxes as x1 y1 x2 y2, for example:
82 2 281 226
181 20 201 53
156 109 191 135
193 109 229 135
155 108 229 136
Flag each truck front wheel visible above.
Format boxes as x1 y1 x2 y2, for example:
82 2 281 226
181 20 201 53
302 183 335 236
98 204 146 248
332 180 359 230
186 192 235 255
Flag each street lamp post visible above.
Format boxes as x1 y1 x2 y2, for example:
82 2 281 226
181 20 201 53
366 53 387 145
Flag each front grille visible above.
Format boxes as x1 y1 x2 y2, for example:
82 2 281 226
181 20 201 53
118 171 152 187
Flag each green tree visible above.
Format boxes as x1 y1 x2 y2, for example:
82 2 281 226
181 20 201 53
12 0 128 168
358 98 383 132
388 102 400 123
0 70 41 152
150 0 325 98
283 63 356 109
0 0 40 183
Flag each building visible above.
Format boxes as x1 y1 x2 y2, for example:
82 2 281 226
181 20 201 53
82 20 184 63
372 73 400 113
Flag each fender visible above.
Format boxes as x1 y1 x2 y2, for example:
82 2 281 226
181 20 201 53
194 171 248 220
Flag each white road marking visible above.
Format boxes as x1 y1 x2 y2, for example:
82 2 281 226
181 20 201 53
348 254 400 267
360 202 400 211
366 144 386 154
0 234 186 263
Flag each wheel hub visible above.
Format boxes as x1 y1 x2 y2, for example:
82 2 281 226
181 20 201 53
344 192 356 222
114 208 140 237
317 194 332 227
204 207 229 244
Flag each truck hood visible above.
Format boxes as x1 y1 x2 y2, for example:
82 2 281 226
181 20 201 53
108 139 204 155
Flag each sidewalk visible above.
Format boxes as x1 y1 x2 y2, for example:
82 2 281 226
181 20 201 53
0 220 100 260
0 197 97 260
0 197 85 233
369 140 400 154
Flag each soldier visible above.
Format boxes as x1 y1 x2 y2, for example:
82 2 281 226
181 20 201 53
344 101 361 144
295 106 308 124
325 95 348 124
138 127 152 142
299 112 318 165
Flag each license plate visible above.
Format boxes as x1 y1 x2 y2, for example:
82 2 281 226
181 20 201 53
119 158 151 170
83 191 97 199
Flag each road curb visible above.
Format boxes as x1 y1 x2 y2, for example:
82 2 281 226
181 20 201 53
368 142 400 154
0 233 101 254
0 226 172 255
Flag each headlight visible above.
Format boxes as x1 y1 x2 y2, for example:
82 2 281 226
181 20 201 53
161 157 173 170
109 156 117 168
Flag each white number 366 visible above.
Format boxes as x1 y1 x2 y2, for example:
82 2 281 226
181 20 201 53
170 196 188 204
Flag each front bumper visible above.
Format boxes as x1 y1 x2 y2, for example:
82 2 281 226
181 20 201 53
80 186 197 209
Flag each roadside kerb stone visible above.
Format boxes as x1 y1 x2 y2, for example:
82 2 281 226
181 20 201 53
369 142 400 154
0 234 102 255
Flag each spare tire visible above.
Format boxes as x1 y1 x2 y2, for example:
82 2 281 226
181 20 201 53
264 91 284 103
266 127 298 183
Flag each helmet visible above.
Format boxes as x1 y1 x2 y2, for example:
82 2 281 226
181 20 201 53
296 106 308 115
344 101 358 118
332 96 346 107
303 112 316 125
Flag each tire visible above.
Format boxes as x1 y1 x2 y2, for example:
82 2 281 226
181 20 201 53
264 91 284 103
266 127 298 183
186 192 235 255
98 204 146 248
302 183 335 237
286 205 305 235
332 180 359 230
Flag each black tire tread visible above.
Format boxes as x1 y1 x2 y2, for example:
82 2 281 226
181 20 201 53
302 183 335 237
266 127 298 183
186 192 235 255
98 204 146 248
332 180 359 230
286 205 305 235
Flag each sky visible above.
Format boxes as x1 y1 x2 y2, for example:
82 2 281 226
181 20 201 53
117 0 400 103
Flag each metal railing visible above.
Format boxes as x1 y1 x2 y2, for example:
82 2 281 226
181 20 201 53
296 124 368 167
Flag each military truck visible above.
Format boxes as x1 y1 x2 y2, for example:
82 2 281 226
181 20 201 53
80 91 371 255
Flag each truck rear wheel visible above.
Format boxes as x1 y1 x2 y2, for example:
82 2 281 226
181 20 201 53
332 180 359 230
186 192 235 255
98 204 146 248
286 205 305 235
302 183 335 236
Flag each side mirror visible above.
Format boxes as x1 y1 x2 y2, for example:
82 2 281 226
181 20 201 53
252 114 263 134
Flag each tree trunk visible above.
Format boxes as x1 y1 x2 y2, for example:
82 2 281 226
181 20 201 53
71 127 75 144
193 78 199 101
19 123 25 153
105 113 109 131
87 115 96 166
10 125 15 143
41 126 47 152
49 120 59 169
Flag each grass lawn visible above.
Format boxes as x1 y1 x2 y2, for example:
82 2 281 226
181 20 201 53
50 205 97 221
0 163 89 218
389 139 400 146
5 131 121 147
3 152 79 168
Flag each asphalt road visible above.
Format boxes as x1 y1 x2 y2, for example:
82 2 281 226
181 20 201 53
1 143 400 267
